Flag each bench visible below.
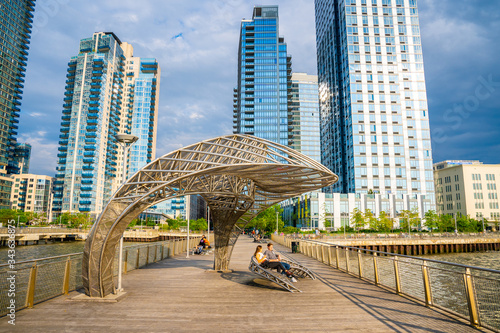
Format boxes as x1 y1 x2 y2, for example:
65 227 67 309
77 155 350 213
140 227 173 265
279 252 316 280
248 256 301 293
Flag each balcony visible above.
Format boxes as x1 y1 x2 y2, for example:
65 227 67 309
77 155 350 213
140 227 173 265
82 173 93 178
83 151 95 157
86 126 97 132
57 152 67 158
81 180 93 185
80 193 92 198
79 207 91 212
83 158 94 164
79 200 92 205
83 165 94 171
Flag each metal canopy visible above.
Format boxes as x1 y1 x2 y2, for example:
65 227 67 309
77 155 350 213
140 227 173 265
82 134 338 297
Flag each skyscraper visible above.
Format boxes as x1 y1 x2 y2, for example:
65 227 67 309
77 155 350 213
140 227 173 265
315 0 435 208
233 5 292 146
0 0 36 208
288 73 321 162
53 32 160 218
0 0 35 171
8 142 31 174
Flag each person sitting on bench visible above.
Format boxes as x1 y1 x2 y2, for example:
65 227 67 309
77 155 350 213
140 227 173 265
254 245 297 282
195 236 205 254
202 235 211 249
264 243 291 273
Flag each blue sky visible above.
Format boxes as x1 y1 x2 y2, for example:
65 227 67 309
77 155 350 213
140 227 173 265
19 0 500 176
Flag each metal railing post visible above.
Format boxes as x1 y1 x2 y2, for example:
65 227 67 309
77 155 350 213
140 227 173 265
136 248 140 268
464 268 480 327
146 246 150 265
124 250 128 274
25 264 37 308
335 246 339 269
154 245 158 262
327 246 333 266
62 257 70 295
345 248 350 273
357 250 363 278
422 261 432 307
161 244 164 260
394 256 402 294
373 253 379 285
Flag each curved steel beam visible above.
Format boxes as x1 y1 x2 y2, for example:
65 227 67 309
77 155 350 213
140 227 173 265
82 134 337 297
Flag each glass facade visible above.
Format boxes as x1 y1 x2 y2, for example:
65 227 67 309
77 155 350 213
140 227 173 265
315 0 435 207
288 73 321 162
233 6 292 146
53 32 160 217
0 0 36 169
8 142 31 174
122 57 159 177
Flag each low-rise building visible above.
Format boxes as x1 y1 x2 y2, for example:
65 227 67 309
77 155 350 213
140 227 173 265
434 161 500 221
281 191 434 230
0 165 12 210
10 174 54 221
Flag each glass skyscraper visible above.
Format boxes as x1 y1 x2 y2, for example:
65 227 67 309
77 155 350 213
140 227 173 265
288 73 321 162
53 32 160 218
315 0 435 207
0 0 35 171
233 6 292 146
8 142 31 174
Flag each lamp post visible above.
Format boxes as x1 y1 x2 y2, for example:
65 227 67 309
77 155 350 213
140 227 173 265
276 208 279 233
186 194 190 258
454 214 458 235
207 206 210 242
116 133 138 292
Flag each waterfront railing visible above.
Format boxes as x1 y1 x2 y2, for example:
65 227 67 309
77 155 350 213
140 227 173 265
0 237 201 317
272 235 500 332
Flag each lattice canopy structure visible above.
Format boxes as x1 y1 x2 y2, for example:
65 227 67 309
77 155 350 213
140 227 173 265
82 135 338 297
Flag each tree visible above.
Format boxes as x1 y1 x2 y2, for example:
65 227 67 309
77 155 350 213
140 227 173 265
166 218 180 230
365 209 378 230
247 205 284 233
423 210 439 232
399 208 420 231
437 214 454 232
0 209 17 226
378 211 393 232
190 218 208 231
350 208 366 231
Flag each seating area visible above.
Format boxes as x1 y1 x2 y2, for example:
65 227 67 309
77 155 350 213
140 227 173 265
248 243 316 293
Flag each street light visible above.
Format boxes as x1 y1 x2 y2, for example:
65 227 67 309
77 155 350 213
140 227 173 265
186 194 190 258
115 133 138 292
276 208 279 234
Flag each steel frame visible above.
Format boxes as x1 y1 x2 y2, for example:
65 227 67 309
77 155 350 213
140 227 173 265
82 134 337 297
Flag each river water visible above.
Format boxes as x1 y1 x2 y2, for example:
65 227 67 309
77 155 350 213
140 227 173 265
0 240 142 264
1 240 499 270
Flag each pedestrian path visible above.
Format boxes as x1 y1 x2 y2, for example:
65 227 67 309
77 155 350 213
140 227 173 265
0 236 483 332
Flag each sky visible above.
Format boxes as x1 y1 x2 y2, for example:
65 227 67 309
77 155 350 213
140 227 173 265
18 0 500 176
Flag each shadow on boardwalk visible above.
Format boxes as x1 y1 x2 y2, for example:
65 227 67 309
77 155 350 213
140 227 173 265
0 237 486 332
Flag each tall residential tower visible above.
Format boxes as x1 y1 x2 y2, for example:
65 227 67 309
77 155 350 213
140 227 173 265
53 32 159 218
233 6 292 146
0 0 36 208
288 73 321 162
315 0 435 212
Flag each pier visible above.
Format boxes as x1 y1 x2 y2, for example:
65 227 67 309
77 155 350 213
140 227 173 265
0 236 487 332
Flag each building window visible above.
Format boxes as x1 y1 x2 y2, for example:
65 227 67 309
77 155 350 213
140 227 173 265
455 184 460 191
454 175 459 182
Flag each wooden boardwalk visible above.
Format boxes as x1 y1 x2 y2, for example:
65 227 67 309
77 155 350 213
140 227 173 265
0 237 485 332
